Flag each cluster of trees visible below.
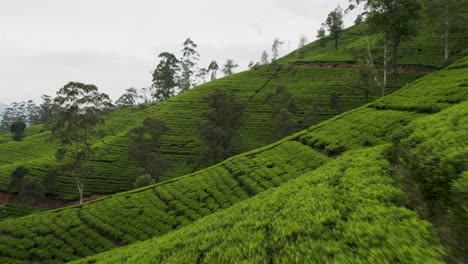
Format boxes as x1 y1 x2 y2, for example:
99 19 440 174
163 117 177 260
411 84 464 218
0 96 60 137
150 38 240 102
250 38 285 68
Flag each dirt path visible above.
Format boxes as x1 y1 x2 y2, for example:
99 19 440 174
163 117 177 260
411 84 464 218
0 192 106 209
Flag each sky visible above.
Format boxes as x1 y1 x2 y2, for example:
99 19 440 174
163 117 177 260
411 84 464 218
0 0 358 105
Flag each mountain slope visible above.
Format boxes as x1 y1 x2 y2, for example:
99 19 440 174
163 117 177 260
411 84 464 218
0 54 466 263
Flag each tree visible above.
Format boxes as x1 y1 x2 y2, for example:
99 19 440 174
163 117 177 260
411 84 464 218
128 117 171 183
152 52 180 102
266 86 298 138
248 61 261 69
330 91 344 112
196 68 209 84
349 0 421 91
197 90 247 164
9 165 30 193
1 102 27 132
271 38 284 62
317 23 326 39
345 62 380 102
222 59 239 76
19 176 45 203
260 51 270 65
208 60 219 81
297 35 308 59
179 38 200 92
50 82 113 204
39 95 60 124
10 120 26 141
115 88 140 108
324 6 344 51
304 103 320 128
425 0 465 63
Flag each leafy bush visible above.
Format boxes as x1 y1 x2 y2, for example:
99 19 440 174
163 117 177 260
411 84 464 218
134 175 155 189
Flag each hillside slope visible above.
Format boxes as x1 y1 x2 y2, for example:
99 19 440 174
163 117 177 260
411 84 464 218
0 55 466 263
1 22 458 200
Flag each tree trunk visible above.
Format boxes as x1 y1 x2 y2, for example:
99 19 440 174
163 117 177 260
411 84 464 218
365 35 373 64
335 33 338 52
383 39 388 97
444 3 449 62
391 35 400 92
76 178 84 204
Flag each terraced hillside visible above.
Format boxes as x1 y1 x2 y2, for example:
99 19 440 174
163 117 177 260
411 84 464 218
1 54 466 263
1 22 461 200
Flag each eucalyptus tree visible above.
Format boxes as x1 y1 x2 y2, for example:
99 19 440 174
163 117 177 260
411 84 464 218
297 35 308 59
349 0 421 91
50 82 113 204
208 60 219 81
179 38 200 92
260 51 270 65
115 87 140 108
324 6 344 51
221 59 239 76
271 38 284 62
152 52 180 101
425 0 465 62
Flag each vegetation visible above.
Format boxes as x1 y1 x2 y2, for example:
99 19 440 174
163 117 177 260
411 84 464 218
196 90 247 164
128 117 171 182
0 53 466 263
9 120 26 141
50 82 113 204
74 147 443 264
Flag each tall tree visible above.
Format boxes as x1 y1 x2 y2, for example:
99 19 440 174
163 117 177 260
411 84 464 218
303 103 320 128
325 6 344 51
197 90 246 164
152 52 180 101
207 60 219 81
115 87 140 108
349 0 421 91
297 35 308 59
221 59 239 76
50 82 113 204
260 50 270 65
179 38 200 92
128 117 171 183
425 0 465 62
271 38 284 62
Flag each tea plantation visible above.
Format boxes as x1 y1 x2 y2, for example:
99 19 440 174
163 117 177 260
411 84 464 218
0 51 466 262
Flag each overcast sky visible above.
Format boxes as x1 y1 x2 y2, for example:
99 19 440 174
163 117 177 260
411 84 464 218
0 0 358 105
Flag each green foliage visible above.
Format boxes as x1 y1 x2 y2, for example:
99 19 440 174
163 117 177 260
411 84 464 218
133 174 154 189
51 81 113 204
115 88 140 109
152 52 180 102
345 62 381 102
325 5 344 51
74 147 443 264
19 175 45 201
0 140 328 263
197 90 247 164
392 101 468 262
0 203 46 221
9 165 30 193
10 120 26 141
128 117 171 182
